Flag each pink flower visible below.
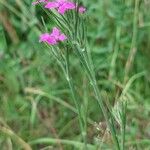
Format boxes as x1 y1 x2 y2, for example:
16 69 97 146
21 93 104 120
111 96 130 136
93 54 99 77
57 2 75 14
33 0 86 14
39 27 67 45
44 2 59 9
39 33 50 42
45 0 85 14
78 6 86 13
47 36 57 45
45 0 75 14
51 27 67 41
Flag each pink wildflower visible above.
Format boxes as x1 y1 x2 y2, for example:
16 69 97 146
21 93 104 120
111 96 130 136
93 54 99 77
45 0 75 14
57 2 75 14
51 27 67 41
39 33 50 42
44 2 59 9
78 6 86 13
39 27 67 45
33 0 86 14
45 0 85 14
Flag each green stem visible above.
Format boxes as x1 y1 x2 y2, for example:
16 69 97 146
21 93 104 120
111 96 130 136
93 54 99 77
65 49 87 149
124 0 139 81
30 137 95 149
66 70 87 150
47 45 87 148
75 45 120 150
109 25 121 79
89 73 120 150
121 102 127 150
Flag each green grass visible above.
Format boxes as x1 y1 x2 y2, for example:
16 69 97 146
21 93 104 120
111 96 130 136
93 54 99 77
0 0 150 149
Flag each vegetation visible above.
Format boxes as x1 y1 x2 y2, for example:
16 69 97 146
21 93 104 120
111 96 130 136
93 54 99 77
0 0 150 149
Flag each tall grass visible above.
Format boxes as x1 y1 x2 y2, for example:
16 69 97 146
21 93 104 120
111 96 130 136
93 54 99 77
0 0 150 149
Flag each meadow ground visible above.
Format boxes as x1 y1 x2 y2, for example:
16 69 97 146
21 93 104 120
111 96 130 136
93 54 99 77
0 0 150 149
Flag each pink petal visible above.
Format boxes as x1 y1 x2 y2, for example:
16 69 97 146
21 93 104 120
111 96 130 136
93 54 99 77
64 2 76 9
57 2 75 14
39 27 67 45
39 33 50 42
47 36 58 45
57 5 67 14
79 6 86 13
45 2 59 9
51 27 60 37
58 34 67 41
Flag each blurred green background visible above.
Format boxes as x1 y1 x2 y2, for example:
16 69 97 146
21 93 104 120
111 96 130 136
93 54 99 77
0 0 150 149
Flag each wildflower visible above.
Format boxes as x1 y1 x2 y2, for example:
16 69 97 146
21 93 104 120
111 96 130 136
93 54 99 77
34 0 86 15
57 1 76 14
39 27 67 45
78 6 86 13
45 0 76 14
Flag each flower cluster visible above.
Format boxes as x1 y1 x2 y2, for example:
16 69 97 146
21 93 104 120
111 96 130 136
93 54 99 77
33 0 86 45
32 0 86 14
39 27 67 45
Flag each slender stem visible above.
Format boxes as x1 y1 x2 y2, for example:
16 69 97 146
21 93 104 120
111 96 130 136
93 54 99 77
65 49 87 149
66 74 83 130
89 73 120 150
124 0 139 82
30 137 95 149
82 77 89 150
47 45 87 148
66 70 88 150
121 102 127 150
75 45 120 150
121 120 125 150
109 25 121 79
